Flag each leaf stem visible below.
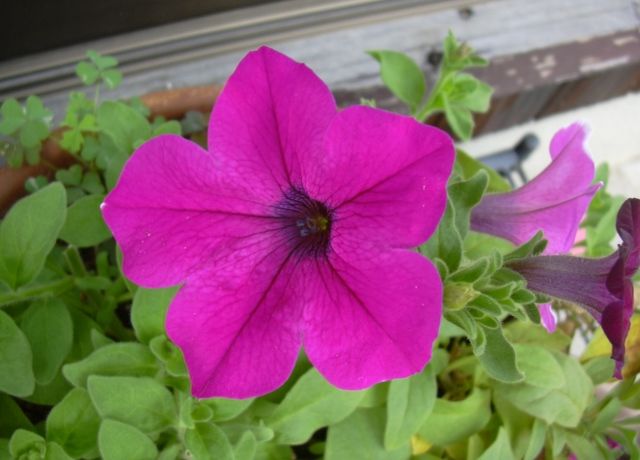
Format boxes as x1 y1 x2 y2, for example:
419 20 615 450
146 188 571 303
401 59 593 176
0 277 75 307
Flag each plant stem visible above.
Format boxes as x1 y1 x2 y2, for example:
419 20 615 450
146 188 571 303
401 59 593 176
0 277 75 307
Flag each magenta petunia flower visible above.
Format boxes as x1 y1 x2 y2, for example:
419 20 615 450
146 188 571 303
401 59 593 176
471 123 601 331
471 123 600 254
507 198 640 378
101 47 455 398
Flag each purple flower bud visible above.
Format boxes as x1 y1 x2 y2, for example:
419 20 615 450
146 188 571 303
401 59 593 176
507 199 640 377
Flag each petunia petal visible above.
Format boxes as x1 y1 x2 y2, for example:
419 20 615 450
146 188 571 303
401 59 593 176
515 122 594 207
538 303 557 332
472 184 601 254
102 134 279 287
471 122 599 254
209 46 337 194
166 233 303 398
307 106 454 248
301 241 441 390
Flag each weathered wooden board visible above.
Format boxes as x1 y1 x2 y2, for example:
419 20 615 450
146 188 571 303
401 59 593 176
2 0 639 135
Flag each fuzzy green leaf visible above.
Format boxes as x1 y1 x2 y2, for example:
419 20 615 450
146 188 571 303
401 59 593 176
0 310 35 397
0 183 66 288
46 388 101 458
88 375 176 434
267 368 365 445
63 342 158 387
326 408 410 460
20 298 73 385
384 363 437 449
98 419 158 460
59 194 111 247
418 389 491 446
368 50 426 112
185 422 234 460
131 287 177 344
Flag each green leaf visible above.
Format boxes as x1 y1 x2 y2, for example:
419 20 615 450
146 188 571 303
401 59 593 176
267 368 365 445
76 61 100 85
97 101 150 153
0 393 33 437
476 326 523 383
494 351 593 428
582 356 616 385
63 342 158 387
88 51 118 70
46 388 101 458
185 422 234 460
442 31 488 72
149 335 187 376
449 73 492 112
477 428 514 460
0 183 67 289
590 397 623 435
565 432 605 460
88 375 177 434
326 408 410 460
513 343 564 389
0 99 26 134
131 287 177 344
46 442 74 460
152 120 182 136
0 439 9 460
20 298 73 384
421 197 462 271
524 418 547 460
202 397 254 422
384 364 437 449
9 429 45 459
442 96 474 141
19 119 48 149
98 419 158 460
0 310 35 397
418 389 491 446
586 195 624 255
101 69 123 90
55 165 83 186
25 96 52 121
368 50 426 112
234 431 257 460
456 149 511 193
447 170 489 238
59 194 111 247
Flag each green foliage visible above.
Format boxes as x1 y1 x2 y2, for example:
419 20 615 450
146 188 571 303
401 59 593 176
21 298 73 385
63 343 158 387
0 96 52 167
583 163 625 256
384 363 437 449
59 194 111 247
0 183 66 289
0 310 35 397
267 368 365 444
98 419 158 460
326 408 410 460
87 375 176 434
368 50 426 113
370 31 492 140
75 50 122 90
46 388 101 458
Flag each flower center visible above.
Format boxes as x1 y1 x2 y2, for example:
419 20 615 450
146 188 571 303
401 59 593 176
275 187 333 258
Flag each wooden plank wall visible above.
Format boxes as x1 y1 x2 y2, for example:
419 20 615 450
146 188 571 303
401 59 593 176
21 0 640 135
